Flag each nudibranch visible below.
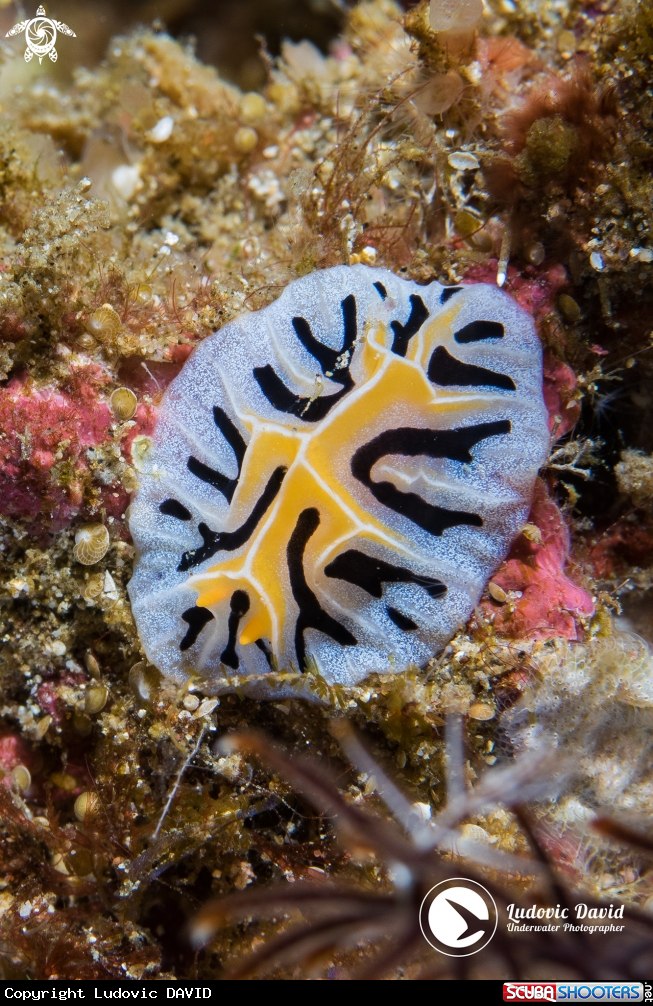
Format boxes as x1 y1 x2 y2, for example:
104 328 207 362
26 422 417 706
128 265 549 689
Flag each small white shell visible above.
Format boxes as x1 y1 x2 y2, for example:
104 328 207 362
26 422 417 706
148 115 174 143
85 684 109 714
448 151 480 171
74 791 100 822
35 715 52 739
111 387 138 420
128 661 161 702
84 651 101 678
11 765 31 792
73 523 110 565
468 702 495 721
85 304 121 342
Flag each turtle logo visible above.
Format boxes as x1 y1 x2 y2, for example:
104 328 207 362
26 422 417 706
6 5 76 64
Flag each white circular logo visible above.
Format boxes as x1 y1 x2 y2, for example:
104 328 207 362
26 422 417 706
26 16 57 60
420 878 498 957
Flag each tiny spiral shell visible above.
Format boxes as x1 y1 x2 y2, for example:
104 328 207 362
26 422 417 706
524 241 545 266
74 791 100 822
85 303 121 342
131 434 153 472
558 293 581 324
85 684 109 714
73 523 110 565
110 386 137 420
11 765 31 792
129 661 161 702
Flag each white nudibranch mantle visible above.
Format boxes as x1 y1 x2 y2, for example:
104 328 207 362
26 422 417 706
127 265 549 689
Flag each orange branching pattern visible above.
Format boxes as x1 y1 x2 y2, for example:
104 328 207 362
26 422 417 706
128 266 549 688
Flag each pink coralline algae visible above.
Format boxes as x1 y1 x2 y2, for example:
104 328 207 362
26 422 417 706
502 264 569 325
0 370 110 536
463 265 581 434
464 268 583 432
0 731 36 790
464 262 569 322
542 353 580 438
462 263 589 641
482 480 594 641
0 359 149 539
0 313 35 343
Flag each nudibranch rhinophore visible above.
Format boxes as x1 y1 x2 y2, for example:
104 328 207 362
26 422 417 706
128 265 549 689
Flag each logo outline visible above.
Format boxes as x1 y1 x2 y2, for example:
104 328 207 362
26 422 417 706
6 5 76 65
420 877 498 957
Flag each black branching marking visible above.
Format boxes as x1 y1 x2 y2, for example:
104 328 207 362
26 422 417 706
187 456 238 502
427 345 516 391
255 637 274 668
159 498 191 521
180 606 214 651
373 281 388 300
339 293 358 359
186 408 247 503
324 548 447 600
455 320 504 343
390 295 429 357
386 606 418 631
441 286 462 303
178 466 287 571
220 590 250 669
253 365 308 414
287 508 357 671
351 421 511 536
213 406 247 473
253 296 358 423
293 294 357 377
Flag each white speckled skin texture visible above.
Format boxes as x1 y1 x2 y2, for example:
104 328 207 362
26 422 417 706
127 265 550 689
